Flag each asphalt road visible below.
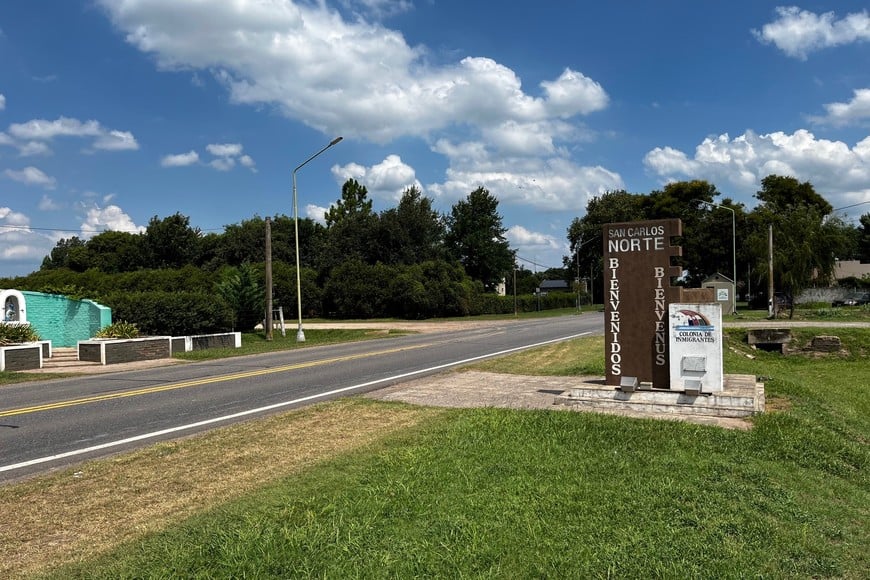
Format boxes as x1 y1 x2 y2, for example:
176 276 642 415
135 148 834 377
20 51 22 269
0 314 603 482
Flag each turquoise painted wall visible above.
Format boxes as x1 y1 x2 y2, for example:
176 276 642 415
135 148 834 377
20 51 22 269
21 291 112 347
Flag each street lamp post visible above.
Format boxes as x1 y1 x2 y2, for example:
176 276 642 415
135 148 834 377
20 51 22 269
697 200 737 315
292 136 343 342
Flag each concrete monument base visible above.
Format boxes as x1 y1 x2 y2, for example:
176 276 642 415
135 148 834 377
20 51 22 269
556 374 764 419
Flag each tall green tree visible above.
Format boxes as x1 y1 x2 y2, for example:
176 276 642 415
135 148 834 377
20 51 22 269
144 213 201 269
746 175 849 314
321 179 379 270
566 190 645 302
858 213 870 264
445 187 514 291
85 230 146 273
377 186 445 265
215 263 263 331
41 236 87 271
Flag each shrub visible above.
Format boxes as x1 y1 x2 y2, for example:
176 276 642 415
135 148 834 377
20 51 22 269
94 321 141 339
0 323 41 345
104 291 234 336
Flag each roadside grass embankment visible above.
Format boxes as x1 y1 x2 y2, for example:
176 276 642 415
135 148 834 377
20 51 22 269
5 325 867 578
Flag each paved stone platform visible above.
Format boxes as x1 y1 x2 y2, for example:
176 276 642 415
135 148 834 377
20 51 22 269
368 370 763 430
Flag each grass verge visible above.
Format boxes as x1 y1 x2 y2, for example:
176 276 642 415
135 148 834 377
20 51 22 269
6 327 869 578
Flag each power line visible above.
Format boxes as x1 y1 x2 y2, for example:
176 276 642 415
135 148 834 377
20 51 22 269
515 254 561 272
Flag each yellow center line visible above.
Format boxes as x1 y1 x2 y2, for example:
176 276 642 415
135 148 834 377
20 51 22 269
0 343 430 418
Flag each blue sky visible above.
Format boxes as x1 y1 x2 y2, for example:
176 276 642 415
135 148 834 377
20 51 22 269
2 1 870 277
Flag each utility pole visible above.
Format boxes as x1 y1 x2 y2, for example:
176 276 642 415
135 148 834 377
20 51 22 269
265 216 273 341
767 224 774 318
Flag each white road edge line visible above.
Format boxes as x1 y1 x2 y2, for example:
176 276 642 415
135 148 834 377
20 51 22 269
1 332 590 474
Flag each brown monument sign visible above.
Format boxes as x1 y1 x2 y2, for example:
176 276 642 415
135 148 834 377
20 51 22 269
603 218 684 388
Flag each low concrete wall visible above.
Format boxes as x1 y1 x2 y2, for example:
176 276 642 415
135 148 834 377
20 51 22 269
171 332 242 354
79 337 171 365
0 344 43 371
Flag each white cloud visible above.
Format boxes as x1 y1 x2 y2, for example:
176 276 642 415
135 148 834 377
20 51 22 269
507 224 561 251
428 138 623 212
206 143 243 157
17 141 52 156
161 150 200 167
4 166 57 189
93 129 139 151
0 94 5 111
204 142 256 172
79 204 145 237
810 88 870 127
0 207 55 265
754 6 870 59
333 154 421 202
340 0 413 20
96 1 609 144
305 203 328 224
644 129 870 207
239 154 257 172
38 195 63 211
6 116 139 152
209 157 236 171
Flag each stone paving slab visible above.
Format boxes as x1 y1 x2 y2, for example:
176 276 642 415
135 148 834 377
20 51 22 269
367 370 757 430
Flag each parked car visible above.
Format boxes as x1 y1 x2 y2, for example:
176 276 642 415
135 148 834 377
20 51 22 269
774 292 793 310
832 292 870 307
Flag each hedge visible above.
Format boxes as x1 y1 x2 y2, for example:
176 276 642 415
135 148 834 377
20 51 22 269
104 291 234 336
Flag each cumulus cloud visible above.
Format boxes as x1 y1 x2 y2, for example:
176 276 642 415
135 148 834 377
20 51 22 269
206 143 243 157
754 6 870 59
428 138 623 212
17 141 52 156
0 94 5 111
810 88 870 127
4 166 57 189
93 130 139 151
333 154 421 202
506 224 561 252
0 207 55 266
79 204 145 237
6 116 139 153
340 0 413 20
209 157 235 171
305 203 329 224
207 142 256 172
95 1 608 145
644 129 870 207
160 143 256 172
161 150 200 167
38 195 63 211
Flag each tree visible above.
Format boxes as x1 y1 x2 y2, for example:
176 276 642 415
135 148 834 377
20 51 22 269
445 187 514 291
859 213 870 264
377 186 445 265
85 230 146 273
41 236 87 271
144 213 201 269
566 190 645 303
215 263 263 331
746 175 847 315
321 179 380 270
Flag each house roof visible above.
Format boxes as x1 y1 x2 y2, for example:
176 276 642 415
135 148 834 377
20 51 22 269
702 273 733 284
539 279 570 289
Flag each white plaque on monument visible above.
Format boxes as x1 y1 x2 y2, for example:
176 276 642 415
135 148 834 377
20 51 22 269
668 303 723 393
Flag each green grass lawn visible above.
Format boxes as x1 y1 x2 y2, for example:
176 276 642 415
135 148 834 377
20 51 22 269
44 327 869 578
